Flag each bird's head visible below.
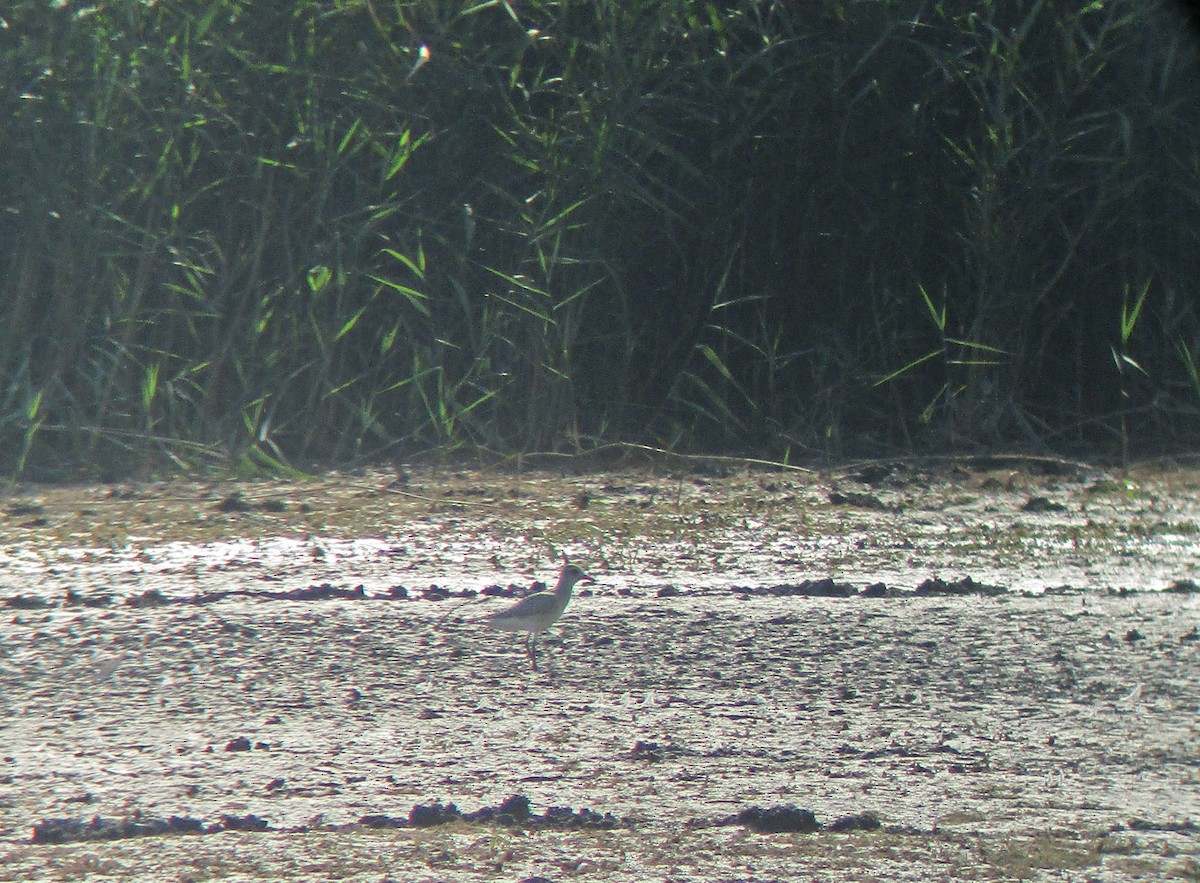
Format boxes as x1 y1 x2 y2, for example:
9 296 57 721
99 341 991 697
560 563 595 586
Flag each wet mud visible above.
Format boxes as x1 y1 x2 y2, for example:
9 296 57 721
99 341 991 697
0 461 1198 880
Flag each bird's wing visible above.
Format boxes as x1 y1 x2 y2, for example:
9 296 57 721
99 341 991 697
491 591 555 620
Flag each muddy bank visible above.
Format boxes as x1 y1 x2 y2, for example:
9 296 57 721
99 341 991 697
1 461 1198 880
2 459 1199 602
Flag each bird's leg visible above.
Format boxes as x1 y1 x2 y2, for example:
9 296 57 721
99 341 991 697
527 634 539 671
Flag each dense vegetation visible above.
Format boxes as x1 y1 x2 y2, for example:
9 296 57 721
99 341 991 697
2 0 1198 477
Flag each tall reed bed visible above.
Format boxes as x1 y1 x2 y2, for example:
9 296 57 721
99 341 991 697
1 0 1197 476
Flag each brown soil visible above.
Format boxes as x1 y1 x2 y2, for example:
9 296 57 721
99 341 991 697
0 460 1198 880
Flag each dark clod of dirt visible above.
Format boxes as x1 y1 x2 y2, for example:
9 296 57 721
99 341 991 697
1125 818 1199 833
657 585 681 598
481 584 516 598
32 815 205 844
913 576 1005 597
1022 496 1067 513
1124 628 1144 643
481 582 540 599
828 491 893 511
802 578 857 597
4 595 52 610
368 796 625 831
536 806 622 830
1166 579 1200 594
1043 584 1085 595
191 583 384 605
64 589 113 607
215 493 252 513
846 463 903 486
828 812 882 832
220 814 270 831
469 799 617 829
6 501 45 517
125 589 171 608
732 579 856 598
707 805 881 835
181 582 478 605
469 794 531 824
286 583 366 601
225 737 252 752
735 805 821 834
860 582 889 597
408 801 462 828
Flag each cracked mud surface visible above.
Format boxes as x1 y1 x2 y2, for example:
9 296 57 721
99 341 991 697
0 460 1198 880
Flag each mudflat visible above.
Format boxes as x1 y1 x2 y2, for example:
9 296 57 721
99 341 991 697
1 460 1197 880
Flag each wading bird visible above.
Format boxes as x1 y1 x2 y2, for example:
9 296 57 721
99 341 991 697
486 564 594 671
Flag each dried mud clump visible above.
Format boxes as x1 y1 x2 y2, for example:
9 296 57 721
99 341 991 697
913 576 1005 596
30 798 623 846
3 595 53 610
827 812 884 832
731 579 857 598
700 805 882 835
125 589 172 608
1125 818 1199 834
33 815 206 844
63 589 113 607
734 805 821 834
827 490 895 511
727 575 1010 598
371 795 626 831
